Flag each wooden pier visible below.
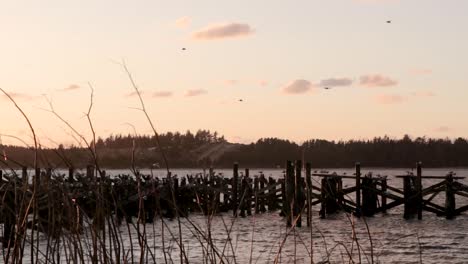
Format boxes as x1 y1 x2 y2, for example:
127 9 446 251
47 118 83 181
2 161 468 248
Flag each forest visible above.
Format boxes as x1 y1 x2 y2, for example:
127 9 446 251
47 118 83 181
1 130 468 169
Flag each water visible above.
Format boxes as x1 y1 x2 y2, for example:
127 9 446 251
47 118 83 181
2 168 468 263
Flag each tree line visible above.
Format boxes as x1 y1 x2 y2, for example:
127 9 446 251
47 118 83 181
1 132 468 169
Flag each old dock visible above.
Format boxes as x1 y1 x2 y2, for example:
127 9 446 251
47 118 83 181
1 161 468 248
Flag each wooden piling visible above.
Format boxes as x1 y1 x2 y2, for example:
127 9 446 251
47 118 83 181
285 160 294 226
320 178 327 219
403 176 416 219
240 175 247 217
381 179 387 214
445 173 455 219
22 166 28 187
355 163 361 217
268 177 278 212
245 170 252 216
86 165 95 180
68 167 75 183
362 176 377 217
294 160 303 227
254 176 260 214
416 162 423 220
259 175 266 212
305 162 312 227
232 163 239 216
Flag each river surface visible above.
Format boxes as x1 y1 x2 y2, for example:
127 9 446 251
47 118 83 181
2 168 468 263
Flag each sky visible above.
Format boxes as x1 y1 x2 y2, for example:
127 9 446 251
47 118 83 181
1 0 468 147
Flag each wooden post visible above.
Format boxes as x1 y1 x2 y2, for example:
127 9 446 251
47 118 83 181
416 162 423 220
68 167 75 183
45 168 52 189
86 165 95 180
337 177 343 208
295 160 303 227
362 177 377 217
305 162 312 227
22 166 28 187
268 177 277 212
259 175 266 212
403 176 413 219
445 173 455 219
285 161 294 226
320 178 327 219
245 170 252 216
35 167 41 187
240 176 247 217
381 179 387 214
232 163 239 216
280 178 286 216
2 188 15 248
355 163 361 217
254 176 260 214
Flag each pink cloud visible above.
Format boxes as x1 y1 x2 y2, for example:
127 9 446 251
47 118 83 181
153 91 173 97
184 89 207 97
191 23 254 40
319 77 353 87
360 74 398 87
281 80 315 94
1 92 36 101
410 68 433 76
175 16 191 28
59 84 80 92
375 94 405 104
435 126 450 132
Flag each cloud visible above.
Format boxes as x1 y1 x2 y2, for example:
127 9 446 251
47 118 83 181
184 89 207 97
281 79 315 94
59 84 80 92
409 68 433 76
360 74 398 87
191 23 254 40
411 91 435 97
1 92 36 101
435 126 450 132
375 94 405 104
319 78 353 88
152 91 173 97
175 16 191 28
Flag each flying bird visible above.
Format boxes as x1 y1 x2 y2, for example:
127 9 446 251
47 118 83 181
239 99 244 102
324 87 331 90
386 20 391 24
182 48 186 51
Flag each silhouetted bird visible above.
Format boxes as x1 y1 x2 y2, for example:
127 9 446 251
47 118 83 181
182 48 186 51
324 87 331 90
239 99 243 102
386 20 391 24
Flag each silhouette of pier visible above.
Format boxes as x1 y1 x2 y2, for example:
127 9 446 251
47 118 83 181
1 161 468 248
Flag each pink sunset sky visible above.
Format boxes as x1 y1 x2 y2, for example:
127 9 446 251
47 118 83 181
1 0 467 146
